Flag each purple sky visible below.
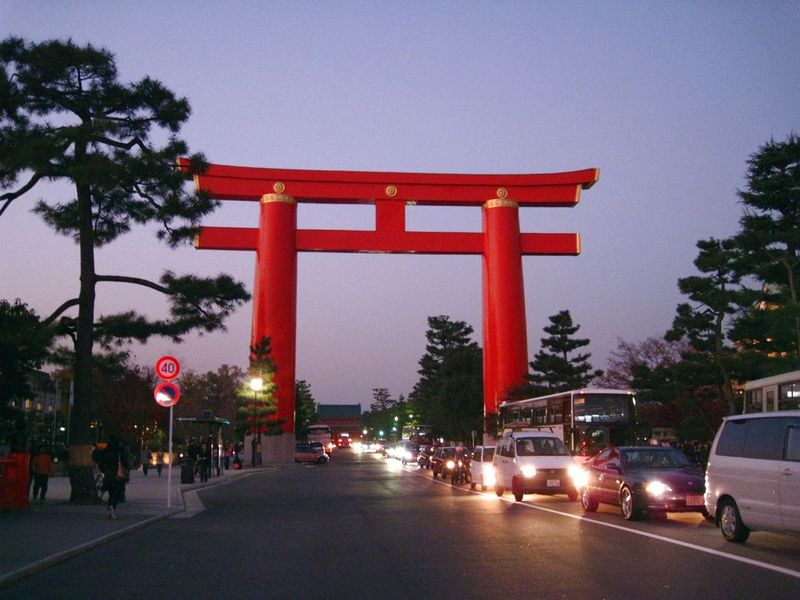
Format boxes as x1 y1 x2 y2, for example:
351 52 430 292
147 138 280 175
2 2 798 407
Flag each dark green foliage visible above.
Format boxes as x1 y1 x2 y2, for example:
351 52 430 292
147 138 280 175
731 134 800 363
666 134 800 422
0 299 54 404
409 315 483 442
0 37 249 461
236 336 284 439
527 310 599 393
294 379 317 437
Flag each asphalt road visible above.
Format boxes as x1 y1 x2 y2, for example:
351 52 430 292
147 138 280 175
3 450 799 599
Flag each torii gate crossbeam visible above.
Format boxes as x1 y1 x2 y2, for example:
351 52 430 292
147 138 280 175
179 159 599 461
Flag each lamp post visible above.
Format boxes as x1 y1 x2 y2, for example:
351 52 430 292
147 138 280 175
249 377 264 466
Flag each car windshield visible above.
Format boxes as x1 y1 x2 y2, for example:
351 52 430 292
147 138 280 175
621 448 692 469
483 448 495 461
516 437 569 456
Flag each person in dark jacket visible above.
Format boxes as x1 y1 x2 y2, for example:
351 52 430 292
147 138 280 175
92 436 130 520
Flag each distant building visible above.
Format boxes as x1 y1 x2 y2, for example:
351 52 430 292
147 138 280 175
6 370 58 414
316 404 363 438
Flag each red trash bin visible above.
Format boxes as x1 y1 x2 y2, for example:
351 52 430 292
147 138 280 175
0 453 30 509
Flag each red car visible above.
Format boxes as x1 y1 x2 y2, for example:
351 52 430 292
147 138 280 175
580 446 707 520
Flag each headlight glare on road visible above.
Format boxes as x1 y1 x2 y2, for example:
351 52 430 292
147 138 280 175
483 464 496 486
520 465 536 478
645 481 671 497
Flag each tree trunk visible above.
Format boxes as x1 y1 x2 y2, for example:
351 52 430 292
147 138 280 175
68 167 99 503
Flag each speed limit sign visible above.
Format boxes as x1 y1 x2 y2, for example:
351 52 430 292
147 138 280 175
155 355 181 380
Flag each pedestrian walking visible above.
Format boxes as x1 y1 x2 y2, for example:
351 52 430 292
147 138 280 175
31 446 55 503
198 442 209 482
141 447 150 476
156 449 164 476
92 436 130 520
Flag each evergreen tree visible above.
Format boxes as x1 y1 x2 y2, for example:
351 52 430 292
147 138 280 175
731 134 800 367
370 387 396 412
294 380 317 437
237 337 283 465
409 315 482 441
666 238 746 415
527 310 599 393
0 38 249 500
0 299 53 406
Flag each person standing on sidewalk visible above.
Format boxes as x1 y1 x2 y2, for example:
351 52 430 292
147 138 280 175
141 447 150 476
92 436 130 520
31 446 55 503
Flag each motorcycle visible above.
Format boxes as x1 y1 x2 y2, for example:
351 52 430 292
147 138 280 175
449 452 471 485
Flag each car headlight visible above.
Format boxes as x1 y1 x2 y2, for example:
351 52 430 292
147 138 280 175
446 460 455 470
645 481 672 497
568 464 588 489
520 465 537 478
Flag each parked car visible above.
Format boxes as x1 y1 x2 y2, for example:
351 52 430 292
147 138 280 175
295 443 329 464
470 446 496 491
580 446 706 521
493 429 581 502
704 411 800 543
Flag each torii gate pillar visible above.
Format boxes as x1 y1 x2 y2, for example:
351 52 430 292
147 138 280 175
252 193 298 463
483 199 528 438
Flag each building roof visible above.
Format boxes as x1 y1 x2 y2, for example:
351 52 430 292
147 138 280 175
317 404 362 419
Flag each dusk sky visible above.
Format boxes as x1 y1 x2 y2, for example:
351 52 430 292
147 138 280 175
2 2 798 408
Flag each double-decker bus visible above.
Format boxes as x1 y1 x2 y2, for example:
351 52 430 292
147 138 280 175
498 388 642 457
743 369 800 413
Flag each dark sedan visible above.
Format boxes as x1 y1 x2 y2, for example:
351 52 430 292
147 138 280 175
579 446 707 521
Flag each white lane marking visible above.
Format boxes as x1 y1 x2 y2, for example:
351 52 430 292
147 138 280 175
400 461 800 581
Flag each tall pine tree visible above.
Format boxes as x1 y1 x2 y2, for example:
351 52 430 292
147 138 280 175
527 310 598 393
0 38 249 500
731 134 800 368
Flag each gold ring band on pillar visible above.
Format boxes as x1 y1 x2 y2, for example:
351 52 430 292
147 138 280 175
261 193 296 204
484 199 518 209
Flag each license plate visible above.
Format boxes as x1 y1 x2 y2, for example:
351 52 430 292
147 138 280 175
686 494 704 506
546 479 560 487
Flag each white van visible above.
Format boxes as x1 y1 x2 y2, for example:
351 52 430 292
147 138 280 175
493 429 581 502
704 411 800 542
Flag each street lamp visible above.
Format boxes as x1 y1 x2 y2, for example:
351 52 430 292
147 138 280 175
249 377 264 466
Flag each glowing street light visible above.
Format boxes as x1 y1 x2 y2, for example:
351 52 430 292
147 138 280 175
249 377 264 393
249 377 264 466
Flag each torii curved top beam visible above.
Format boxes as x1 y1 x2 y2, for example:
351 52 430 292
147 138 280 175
178 159 599 207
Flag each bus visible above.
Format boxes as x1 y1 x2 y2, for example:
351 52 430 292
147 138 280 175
498 388 642 457
401 424 433 446
307 424 334 453
743 369 800 413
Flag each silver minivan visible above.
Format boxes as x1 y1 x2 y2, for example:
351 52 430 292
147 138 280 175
704 411 800 542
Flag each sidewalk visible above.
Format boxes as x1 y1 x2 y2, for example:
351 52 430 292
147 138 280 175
0 465 253 586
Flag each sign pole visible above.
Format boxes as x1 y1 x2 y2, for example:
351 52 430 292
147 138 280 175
167 404 174 508
155 355 181 509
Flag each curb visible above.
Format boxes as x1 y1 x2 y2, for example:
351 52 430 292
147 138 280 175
0 508 183 588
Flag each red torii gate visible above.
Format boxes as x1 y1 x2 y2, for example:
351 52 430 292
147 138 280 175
179 160 598 460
